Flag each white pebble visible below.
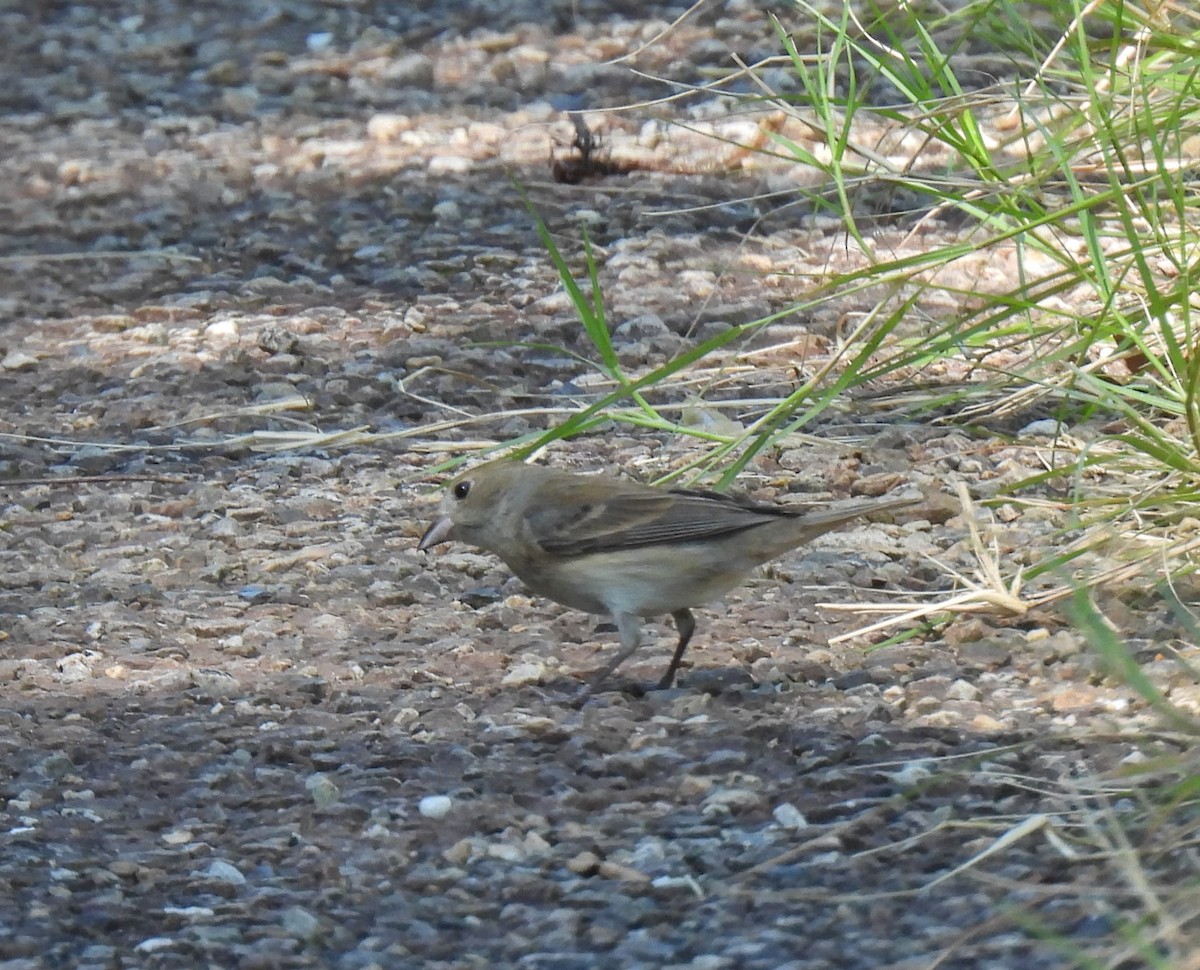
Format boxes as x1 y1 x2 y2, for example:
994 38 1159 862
428 155 472 176
432 200 461 222
946 679 980 701
889 762 934 787
772 803 808 830
419 795 453 819
501 662 546 686
205 318 240 345
1020 418 1066 437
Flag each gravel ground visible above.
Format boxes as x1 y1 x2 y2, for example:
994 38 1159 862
2 2 1198 968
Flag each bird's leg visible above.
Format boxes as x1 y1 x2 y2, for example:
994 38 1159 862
578 611 645 696
657 609 695 689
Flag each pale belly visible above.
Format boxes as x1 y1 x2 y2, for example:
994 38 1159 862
506 543 757 619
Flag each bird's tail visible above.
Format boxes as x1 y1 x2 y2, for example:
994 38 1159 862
763 492 920 555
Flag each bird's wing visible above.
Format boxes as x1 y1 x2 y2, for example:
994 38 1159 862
528 484 782 555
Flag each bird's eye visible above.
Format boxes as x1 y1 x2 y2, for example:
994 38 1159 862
452 480 472 500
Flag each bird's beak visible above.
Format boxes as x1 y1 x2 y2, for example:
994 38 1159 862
418 516 455 551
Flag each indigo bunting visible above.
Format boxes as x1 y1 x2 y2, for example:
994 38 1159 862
419 461 916 692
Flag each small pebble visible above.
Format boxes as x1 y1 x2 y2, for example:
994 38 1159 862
772 803 808 829
203 860 246 886
305 774 340 809
281 905 321 940
418 795 453 819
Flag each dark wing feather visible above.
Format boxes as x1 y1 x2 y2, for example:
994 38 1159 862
531 485 787 556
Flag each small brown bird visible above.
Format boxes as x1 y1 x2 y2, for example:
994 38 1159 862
418 460 917 692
